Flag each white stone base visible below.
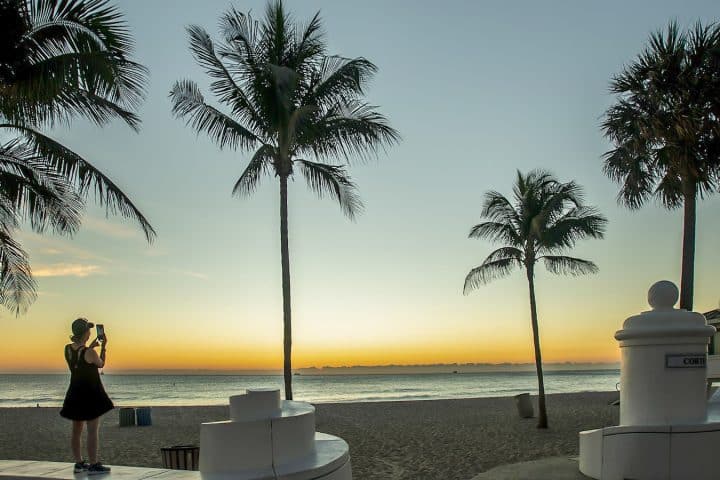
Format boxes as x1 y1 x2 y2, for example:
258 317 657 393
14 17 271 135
200 389 351 480
274 433 350 480
230 389 282 422
579 422 720 480
578 428 602 479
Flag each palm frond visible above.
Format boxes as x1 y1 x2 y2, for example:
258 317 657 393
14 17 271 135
531 178 592 242
602 147 656 209
540 255 599 276
185 25 264 135
0 139 83 235
0 224 36 314
15 0 148 127
5 49 139 123
296 159 363 220
232 144 274 197
481 190 521 227
657 170 708 209
169 79 259 150
307 56 377 108
57 88 141 131
538 179 584 215
297 101 399 163
1 124 155 241
512 169 556 202
468 221 521 246
28 0 121 49
542 207 607 252
483 246 524 263
262 0 293 66
4 85 141 131
463 256 521 294
218 6 261 74
289 11 324 73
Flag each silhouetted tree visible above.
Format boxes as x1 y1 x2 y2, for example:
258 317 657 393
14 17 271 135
170 1 398 399
603 21 720 311
464 170 607 428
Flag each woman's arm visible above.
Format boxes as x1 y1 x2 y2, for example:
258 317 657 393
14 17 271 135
84 342 107 368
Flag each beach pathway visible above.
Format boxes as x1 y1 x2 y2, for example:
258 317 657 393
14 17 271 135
471 457 591 480
0 461 199 480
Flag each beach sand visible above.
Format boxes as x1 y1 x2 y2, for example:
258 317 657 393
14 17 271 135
0 392 618 480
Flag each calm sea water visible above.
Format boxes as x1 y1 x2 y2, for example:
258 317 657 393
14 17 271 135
0 370 619 407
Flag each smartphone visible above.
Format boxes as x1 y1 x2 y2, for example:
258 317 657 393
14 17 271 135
96 324 105 342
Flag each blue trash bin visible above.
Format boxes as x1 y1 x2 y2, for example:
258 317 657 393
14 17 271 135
136 406 152 426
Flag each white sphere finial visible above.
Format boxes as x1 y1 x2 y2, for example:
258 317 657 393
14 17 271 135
648 280 678 309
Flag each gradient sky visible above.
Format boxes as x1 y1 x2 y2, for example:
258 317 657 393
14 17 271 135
3 0 720 372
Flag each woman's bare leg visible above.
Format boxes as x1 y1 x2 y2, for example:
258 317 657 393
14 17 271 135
71 421 84 462
86 418 100 464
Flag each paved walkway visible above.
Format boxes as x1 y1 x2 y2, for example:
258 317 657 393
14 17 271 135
1 458 592 480
0 461 200 480
471 457 592 480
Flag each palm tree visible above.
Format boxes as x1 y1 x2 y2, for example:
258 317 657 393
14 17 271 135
602 21 720 311
463 170 607 428
0 0 155 313
170 1 398 400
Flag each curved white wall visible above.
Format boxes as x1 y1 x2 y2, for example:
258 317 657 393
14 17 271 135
200 389 351 480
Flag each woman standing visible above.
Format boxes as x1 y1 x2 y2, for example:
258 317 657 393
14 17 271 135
60 318 113 474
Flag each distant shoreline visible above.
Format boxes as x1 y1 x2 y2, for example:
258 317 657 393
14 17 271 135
0 362 619 375
0 389 618 409
0 369 620 377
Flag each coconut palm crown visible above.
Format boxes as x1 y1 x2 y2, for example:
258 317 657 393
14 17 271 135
0 0 155 313
170 1 399 400
464 170 607 428
602 20 720 311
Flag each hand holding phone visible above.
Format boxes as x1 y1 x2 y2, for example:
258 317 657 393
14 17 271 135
96 324 105 342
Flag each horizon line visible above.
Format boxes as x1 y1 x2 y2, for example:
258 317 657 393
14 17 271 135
0 361 620 375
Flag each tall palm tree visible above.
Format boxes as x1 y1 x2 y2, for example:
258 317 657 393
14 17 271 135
463 170 607 428
0 0 155 313
170 1 398 400
602 21 720 311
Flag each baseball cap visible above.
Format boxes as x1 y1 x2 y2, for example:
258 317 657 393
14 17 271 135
71 318 94 337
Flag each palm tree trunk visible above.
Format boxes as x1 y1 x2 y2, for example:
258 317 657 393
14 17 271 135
280 175 293 400
526 264 548 429
679 184 696 311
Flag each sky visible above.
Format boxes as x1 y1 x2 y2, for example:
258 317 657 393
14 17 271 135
2 0 720 373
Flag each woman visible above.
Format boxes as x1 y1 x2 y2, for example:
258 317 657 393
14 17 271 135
60 318 113 474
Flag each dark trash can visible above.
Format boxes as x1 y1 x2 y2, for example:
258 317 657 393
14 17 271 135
136 406 152 426
514 393 534 418
161 445 199 471
119 407 135 427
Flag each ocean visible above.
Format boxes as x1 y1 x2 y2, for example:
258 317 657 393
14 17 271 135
0 370 619 407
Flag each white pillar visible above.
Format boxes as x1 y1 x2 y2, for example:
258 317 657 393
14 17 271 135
615 281 715 425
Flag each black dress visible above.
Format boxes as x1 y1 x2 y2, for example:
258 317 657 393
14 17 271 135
60 345 114 421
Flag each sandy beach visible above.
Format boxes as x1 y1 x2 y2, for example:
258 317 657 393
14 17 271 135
0 392 618 480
